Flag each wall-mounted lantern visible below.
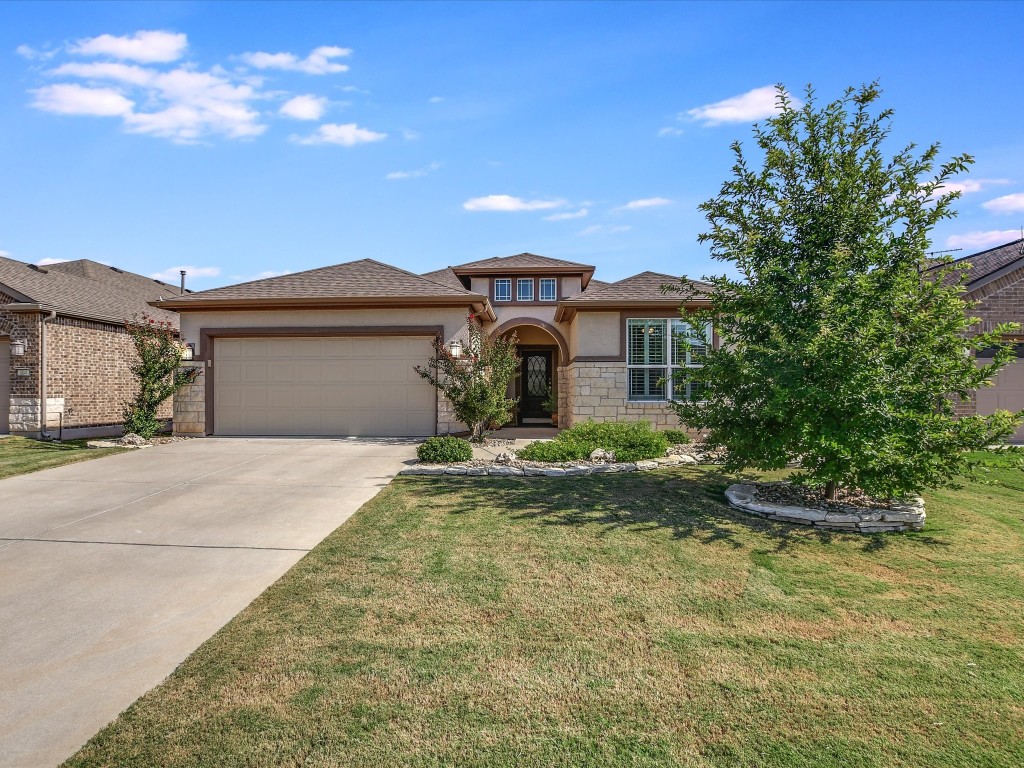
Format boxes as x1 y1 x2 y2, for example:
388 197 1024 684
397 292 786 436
448 339 463 358
181 342 195 361
10 340 26 356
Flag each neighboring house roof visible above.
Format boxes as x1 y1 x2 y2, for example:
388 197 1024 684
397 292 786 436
555 271 711 321
154 258 494 317
926 238 1024 290
420 267 468 291
0 255 180 327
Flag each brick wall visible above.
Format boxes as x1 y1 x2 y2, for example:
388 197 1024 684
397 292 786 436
1 297 42 431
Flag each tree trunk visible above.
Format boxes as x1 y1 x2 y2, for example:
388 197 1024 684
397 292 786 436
824 480 839 502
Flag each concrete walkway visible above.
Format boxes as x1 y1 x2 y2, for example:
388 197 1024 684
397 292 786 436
0 437 416 768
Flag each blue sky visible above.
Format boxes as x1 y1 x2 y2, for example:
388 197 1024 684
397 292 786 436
1 0 1023 290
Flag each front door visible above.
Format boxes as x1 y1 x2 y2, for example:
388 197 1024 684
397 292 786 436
520 351 552 422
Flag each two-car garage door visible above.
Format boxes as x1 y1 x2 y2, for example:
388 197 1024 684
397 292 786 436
213 336 436 437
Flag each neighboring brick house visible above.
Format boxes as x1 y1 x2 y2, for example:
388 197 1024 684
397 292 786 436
927 238 1024 441
154 254 711 437
0 256 183 438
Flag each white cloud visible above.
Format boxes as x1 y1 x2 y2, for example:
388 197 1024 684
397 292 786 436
69 30 187 63
658 126 684 137
945 230 1022 249
279 94 327 120
16 44 57 61
544 208 589 221
31 84 134 116
0 250 10 258
36 257 69 265
463 195 566 212
982 192 1024 214
617 197 672 211
150 265 221 281
239 45 351 75
385 162 442 180
579 224 632 236
341 85 369 94
933 178 1010 196
687 85 796 126
292 122 386 146
428 96 444 103
40 63 265 142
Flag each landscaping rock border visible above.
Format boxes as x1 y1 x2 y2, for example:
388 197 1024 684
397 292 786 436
725 483 925 533
399 453 698 477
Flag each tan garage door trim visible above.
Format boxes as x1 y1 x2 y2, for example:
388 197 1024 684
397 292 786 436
199 326 443 436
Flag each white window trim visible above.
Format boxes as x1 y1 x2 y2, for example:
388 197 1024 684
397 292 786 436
494 278 512 302
539 277 557 301
517 277 534 302
626 318 708 403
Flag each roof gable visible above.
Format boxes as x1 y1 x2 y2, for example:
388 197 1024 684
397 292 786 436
927 238 1024 288
451 252 595 272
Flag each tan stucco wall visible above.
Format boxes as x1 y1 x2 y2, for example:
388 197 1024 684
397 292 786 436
470 276 489 294
573 312 620 358
179 307 472 356
562 276 583 298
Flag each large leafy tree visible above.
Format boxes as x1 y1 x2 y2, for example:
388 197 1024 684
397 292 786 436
672 83 1021 499
416 317 520 442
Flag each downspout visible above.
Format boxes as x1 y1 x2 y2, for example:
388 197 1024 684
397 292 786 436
39 310 56 439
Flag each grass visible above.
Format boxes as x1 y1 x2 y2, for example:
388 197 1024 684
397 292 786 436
66 456 1024 767
0 435 125 480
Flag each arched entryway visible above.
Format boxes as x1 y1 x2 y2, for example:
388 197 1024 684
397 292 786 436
491 318 568 429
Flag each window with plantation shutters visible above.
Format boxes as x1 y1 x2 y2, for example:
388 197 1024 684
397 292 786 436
627 318 709 402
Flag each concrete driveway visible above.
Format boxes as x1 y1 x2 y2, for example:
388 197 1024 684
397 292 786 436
0 437 416 768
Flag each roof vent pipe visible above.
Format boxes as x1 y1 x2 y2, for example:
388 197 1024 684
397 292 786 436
180 270 186 295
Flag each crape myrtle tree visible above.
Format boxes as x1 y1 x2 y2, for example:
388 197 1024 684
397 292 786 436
671 83 1021 500
122 315 198 438
415 316 520 442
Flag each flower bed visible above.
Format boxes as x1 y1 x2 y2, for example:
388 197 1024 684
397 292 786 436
725 482 925 533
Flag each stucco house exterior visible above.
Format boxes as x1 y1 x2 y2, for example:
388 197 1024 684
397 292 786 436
156 253 712 437
0 256 182 438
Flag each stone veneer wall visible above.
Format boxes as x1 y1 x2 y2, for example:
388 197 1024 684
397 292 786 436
564 361 681 430
173 361 206 435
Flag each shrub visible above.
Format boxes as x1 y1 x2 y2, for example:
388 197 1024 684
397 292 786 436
417 436 473 463
518 421 668 463
122 316 198 439
662 429 691 445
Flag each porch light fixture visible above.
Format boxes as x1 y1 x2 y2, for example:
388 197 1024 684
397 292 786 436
448 339 463 358
10 340 26 356
182 342 195 361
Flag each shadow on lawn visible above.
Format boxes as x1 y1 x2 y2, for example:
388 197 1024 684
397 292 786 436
403 467 949 553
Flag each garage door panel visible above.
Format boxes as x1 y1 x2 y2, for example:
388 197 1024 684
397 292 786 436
214 335 436 437
977 358 1024 442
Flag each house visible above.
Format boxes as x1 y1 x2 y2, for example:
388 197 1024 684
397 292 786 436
0 256 183 438
928 238 1024 441
154 254 712 437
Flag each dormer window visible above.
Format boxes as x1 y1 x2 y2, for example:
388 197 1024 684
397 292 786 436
494 278 512 302
540 278 557 301
517 278 534 302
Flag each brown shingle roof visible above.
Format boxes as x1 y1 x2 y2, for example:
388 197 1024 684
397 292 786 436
0 256 180 326
451 252 595 272
926 238 1024 288
155 258 480 307
562 271 712 303
420 267 468 291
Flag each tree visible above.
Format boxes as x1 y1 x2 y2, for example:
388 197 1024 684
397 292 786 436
671 83 1021 500
416 317 520 442
122 316 198 438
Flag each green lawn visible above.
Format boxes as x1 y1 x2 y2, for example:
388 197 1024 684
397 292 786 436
0 436 125 480
67 457 1024 768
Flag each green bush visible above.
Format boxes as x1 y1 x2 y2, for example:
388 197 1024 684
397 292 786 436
518 421 669 463
417 436 473 463
662 429 691 445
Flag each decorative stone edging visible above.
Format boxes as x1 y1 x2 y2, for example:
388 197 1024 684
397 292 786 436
725 483 926 533
398 453 698 477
